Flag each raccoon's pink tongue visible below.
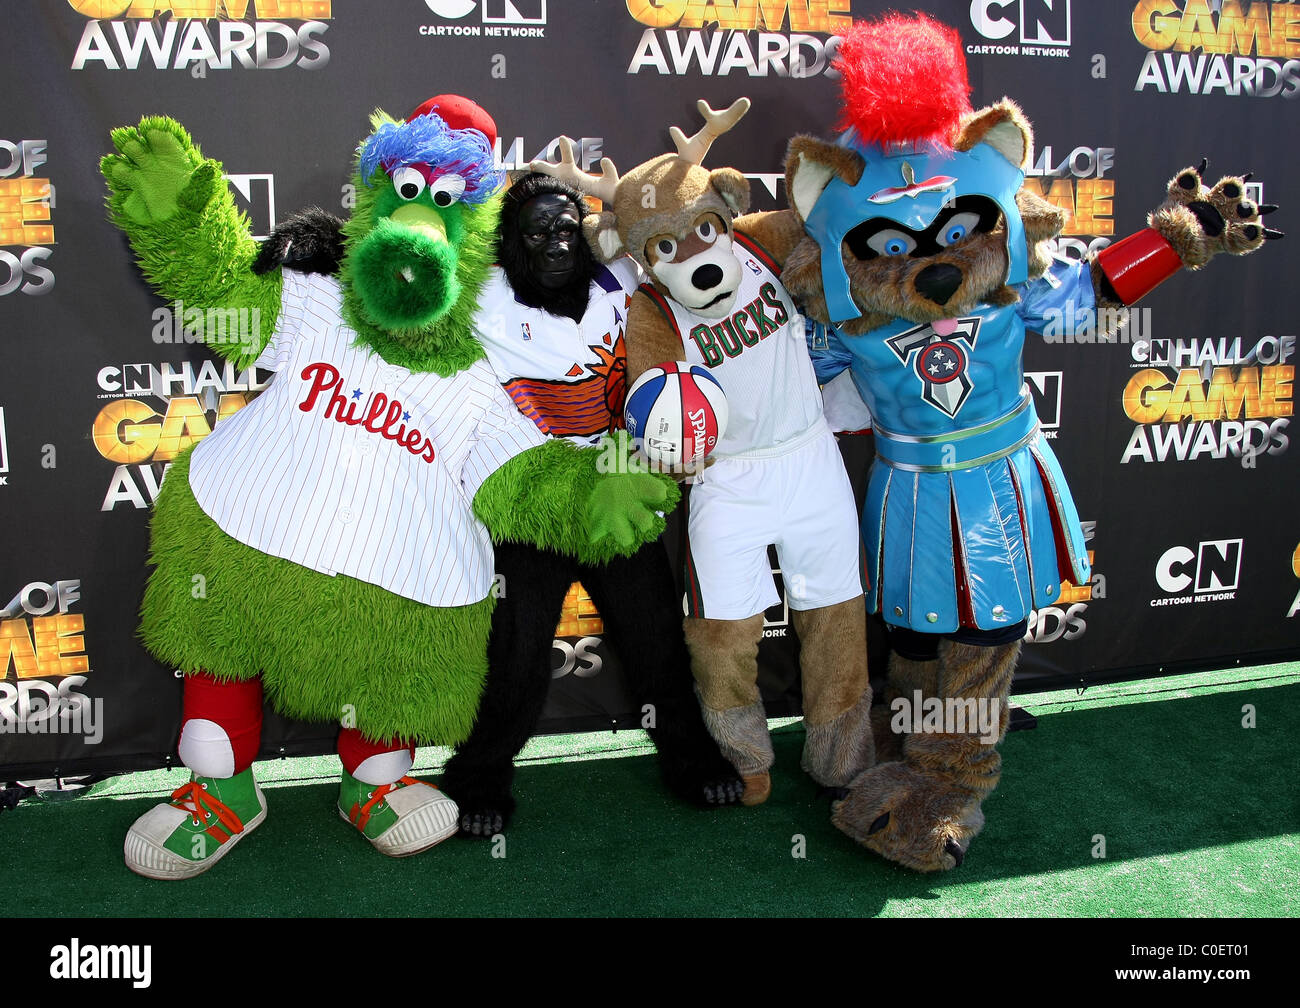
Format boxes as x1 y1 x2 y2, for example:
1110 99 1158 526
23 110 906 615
931 318 959 337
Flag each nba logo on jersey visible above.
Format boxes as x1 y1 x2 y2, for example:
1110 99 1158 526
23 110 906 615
745 258 762 277
521 322 532 341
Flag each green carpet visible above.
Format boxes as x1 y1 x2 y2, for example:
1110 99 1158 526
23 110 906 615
6 664 1298 918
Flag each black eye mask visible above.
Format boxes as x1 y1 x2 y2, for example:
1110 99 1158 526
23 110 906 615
844 195 1001 262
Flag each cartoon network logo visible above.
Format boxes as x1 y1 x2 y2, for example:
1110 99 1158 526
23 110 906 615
419 0 547 37
1152 539 1243 606
968 0 1071 56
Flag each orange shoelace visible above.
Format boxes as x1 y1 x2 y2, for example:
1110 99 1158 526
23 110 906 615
348 775 430 832
170 780 246 845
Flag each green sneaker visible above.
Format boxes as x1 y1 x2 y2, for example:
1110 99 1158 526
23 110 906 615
124 768 267 880
338 772 458 857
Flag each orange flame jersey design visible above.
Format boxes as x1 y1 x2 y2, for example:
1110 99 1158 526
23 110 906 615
1132 1 1300 57
93 394 253 464
554 581 605 638
626 0 850 33
503 332 628 439
0 178 54 247
1123 367 1294 423
68 1 331 19
1 615 88 680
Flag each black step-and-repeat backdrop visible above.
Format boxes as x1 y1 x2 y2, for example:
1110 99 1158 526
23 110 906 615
2 1 1297 779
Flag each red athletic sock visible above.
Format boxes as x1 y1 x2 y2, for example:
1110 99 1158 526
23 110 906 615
337 727 415 782
180 673 264 776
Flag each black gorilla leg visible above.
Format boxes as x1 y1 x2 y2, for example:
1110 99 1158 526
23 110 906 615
582 541 745 807
440 541 575 836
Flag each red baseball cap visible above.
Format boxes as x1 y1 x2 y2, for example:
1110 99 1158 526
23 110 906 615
407 94 497 146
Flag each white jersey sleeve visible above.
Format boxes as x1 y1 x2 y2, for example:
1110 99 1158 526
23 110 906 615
253 269 314 374
460 377 551 503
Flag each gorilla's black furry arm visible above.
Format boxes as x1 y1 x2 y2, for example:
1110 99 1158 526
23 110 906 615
252 206 345 276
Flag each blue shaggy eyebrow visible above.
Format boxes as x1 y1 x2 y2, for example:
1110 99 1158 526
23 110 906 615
359 114 504 204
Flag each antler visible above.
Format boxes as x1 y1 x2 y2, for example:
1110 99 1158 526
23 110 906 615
529 137 621 205
669 98 751 166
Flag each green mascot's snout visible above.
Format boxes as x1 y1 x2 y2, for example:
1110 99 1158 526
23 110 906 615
350 211 462 329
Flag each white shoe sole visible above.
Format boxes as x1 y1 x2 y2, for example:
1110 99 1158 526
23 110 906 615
124 785 267 881
341 788 459 858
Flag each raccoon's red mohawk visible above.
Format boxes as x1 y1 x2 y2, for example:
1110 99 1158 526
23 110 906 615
833 13 972 151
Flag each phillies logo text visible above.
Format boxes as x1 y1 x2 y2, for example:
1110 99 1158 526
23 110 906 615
298 362 437 463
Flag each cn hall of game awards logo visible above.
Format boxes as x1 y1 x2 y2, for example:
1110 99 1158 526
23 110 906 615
1 138 55 297
67 1 333 72
1 578 103 745
91 359 269 510
1121 332 1293 465
1024 138 1116 262
1131 0 1300 98
625 0 849 77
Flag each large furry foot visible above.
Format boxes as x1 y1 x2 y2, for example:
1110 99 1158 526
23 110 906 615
438 772 516 838
660 750 746 808
831 762 984 872
457 806 506 839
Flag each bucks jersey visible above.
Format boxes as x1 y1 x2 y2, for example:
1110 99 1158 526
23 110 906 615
638 233 825 459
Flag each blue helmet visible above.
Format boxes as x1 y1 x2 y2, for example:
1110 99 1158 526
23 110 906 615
804 128 1028 324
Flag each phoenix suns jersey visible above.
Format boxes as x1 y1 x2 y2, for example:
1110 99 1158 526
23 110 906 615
639 233 825 459
475 258 638 447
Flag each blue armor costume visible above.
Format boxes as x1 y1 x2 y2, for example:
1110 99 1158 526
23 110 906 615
809 258 1092 635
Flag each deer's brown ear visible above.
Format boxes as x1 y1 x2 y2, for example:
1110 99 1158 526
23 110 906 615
956 100 1032 169
583 211 625 262
785 135 864 222
709 167 751 217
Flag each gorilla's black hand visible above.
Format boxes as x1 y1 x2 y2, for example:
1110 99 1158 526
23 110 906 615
253 206 345 276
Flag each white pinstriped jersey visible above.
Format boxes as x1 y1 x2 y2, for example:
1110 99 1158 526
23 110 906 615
650 234 826 458
187 270 548 607
475 258 638 448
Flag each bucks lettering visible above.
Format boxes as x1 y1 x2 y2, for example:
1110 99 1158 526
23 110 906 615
689 282 789 366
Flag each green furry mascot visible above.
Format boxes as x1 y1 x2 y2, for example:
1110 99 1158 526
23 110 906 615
102 95 677 880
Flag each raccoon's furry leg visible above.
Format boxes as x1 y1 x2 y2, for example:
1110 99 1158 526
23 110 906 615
871 650 942 765
832 639 1017 872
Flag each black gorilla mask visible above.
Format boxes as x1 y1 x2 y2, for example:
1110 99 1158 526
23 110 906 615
499 174 599 323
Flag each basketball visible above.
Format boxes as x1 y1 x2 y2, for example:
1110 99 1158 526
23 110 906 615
624 362 728 468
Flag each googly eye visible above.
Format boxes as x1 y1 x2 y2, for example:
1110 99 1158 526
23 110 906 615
430 174 466 208
392 167 426 201
696 218 717 243
867 230 916 257
936 211 982 248
655 237 677 260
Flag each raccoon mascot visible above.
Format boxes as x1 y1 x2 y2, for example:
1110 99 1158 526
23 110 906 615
781 15 1280 871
